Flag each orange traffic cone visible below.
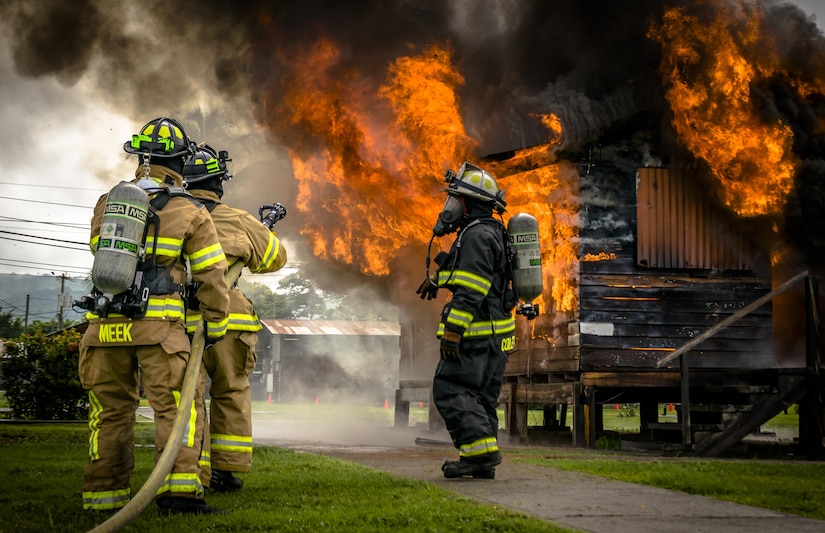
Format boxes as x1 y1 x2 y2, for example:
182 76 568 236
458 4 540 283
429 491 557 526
315 396 319 405
267 393 272 405
614 403 620 410
669 403 674 412
419 401 424 408
384 398 389 409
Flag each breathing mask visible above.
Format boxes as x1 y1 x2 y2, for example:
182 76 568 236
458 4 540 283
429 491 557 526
432 194 466 237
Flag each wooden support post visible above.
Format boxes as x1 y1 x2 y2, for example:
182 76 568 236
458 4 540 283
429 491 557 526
393 388 409 428
800 275 824 458
572 384 585 447
543 403 558 429
639 401 658 431
680 353 692 450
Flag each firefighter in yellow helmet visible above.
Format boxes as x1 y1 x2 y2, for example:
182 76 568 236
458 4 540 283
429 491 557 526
182 143 288 491
417 162 517 479
78 117 230 515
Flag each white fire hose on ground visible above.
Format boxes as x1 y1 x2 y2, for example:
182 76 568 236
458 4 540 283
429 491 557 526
88 261 245 533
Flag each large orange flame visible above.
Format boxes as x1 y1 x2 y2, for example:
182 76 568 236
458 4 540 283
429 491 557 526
262 40 580 322
649 2 796 217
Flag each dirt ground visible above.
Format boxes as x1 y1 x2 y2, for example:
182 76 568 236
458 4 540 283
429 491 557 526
251 417 825 533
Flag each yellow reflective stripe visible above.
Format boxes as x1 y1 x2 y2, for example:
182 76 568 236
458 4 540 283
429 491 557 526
199 448 211 470
143 297 185 320
256 233 279 271
185 313 201 334
437 269 492 296
227 312 262 332
88 390 102 461
211 434 253 453
83 488 131 510
459 436 499 458
90 235 99 254
445 308 473 330
171 390 197 448
156 473 204 498
437 317 516 338
145 236 183 257
206 317 229 338
187 243 225 271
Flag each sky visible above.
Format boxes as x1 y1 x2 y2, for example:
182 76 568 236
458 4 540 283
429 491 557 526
0 0 823 307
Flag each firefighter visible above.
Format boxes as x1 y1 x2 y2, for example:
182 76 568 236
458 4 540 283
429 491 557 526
182 143 288 491
78 117 230 515
416 162 517 479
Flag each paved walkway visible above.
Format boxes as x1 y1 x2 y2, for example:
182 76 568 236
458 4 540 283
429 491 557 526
250 416 825 533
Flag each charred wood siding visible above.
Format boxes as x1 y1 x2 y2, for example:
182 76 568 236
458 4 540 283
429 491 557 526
578 159 774 371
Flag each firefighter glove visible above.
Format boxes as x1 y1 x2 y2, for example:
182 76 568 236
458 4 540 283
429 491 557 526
416 277 439 300
440 330 462 361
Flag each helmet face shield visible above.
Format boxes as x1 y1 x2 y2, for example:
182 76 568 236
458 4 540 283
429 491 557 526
432 194 465 236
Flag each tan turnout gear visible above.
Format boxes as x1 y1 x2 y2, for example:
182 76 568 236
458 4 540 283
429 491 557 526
79 165 230 510
185 189 287 478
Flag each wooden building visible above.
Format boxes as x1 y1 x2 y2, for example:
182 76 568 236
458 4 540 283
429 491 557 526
396 142 824 457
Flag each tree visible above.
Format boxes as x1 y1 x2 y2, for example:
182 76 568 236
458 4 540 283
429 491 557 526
1 328 86 420
0 307 24 339
276 272 326 319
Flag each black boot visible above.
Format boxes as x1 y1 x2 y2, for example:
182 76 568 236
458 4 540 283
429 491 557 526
442 451 502 479
156 496 226 515
210 469 244 491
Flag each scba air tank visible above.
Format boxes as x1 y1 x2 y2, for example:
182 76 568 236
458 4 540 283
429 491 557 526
507 212 543 318
91 181 149 296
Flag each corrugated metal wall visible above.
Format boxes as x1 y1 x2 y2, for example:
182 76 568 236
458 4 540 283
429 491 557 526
636 168 753 270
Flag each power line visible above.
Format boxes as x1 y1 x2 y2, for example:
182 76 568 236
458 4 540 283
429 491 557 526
0 235 88 251
0 261 90 275
0 230 88 246
0 215 89 229
0 195 94 209
0 181 106 193
0 256 90 270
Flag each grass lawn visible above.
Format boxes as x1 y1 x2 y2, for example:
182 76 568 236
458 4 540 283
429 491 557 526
0 422 568 533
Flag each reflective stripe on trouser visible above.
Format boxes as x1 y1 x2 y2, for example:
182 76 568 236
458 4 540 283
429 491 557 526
79 339 206 508
202 330 256 472
459 436 499 458
432 336 508 453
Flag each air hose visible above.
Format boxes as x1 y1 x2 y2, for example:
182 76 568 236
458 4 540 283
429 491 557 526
88 261 245 533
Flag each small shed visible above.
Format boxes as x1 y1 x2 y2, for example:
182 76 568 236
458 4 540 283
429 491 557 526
254 319 401 405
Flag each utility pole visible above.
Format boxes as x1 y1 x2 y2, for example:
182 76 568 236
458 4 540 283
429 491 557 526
24 294 29 331
57 273 67 331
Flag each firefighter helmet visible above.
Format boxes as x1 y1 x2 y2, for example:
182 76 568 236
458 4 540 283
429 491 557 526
123 117 193 159
446 162 506 213
183 144 233 187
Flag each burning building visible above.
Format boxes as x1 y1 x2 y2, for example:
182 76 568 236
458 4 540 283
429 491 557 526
2 1 824 454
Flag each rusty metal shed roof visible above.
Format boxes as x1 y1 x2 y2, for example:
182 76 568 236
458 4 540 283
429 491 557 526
259 319 400 336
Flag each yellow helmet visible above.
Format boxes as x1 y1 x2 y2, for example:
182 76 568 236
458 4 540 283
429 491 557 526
446 162 506 213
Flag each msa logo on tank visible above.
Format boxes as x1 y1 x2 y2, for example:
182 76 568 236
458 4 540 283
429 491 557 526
98 322 133 343
507 212 544 319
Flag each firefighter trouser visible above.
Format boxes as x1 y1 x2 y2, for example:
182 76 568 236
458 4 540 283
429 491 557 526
200 330 257 473
432 335 509 458
78 335 207 510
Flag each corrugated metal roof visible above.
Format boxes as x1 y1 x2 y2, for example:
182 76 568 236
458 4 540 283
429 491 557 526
259 319 400 336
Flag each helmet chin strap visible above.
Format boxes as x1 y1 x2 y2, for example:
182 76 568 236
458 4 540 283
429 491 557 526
142 153 151 179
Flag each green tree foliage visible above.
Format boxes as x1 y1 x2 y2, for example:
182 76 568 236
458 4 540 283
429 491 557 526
276 272 327 319
0 307 24 339
0 329 86 420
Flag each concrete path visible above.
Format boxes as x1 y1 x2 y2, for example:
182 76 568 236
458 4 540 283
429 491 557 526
250 415 825 533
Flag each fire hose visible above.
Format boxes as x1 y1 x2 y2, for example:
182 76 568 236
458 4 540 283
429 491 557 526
88 203 286 532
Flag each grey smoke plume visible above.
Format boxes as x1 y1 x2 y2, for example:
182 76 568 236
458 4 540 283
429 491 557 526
2 0 825 273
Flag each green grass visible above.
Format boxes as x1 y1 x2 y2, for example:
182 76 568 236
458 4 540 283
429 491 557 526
0 422 568 533
509 447 825 521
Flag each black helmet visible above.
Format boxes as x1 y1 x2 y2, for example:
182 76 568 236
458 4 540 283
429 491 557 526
123 117 193 159
183 144 233 187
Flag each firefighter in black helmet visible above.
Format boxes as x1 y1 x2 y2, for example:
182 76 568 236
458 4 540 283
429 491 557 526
182 143 288 492
417 162 517 479
78 117 230 515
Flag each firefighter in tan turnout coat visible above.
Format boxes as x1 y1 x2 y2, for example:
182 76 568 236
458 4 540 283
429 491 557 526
78 117 230 516
182 144 288 491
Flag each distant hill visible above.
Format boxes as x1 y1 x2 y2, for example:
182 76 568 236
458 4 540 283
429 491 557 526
0 273 92 325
